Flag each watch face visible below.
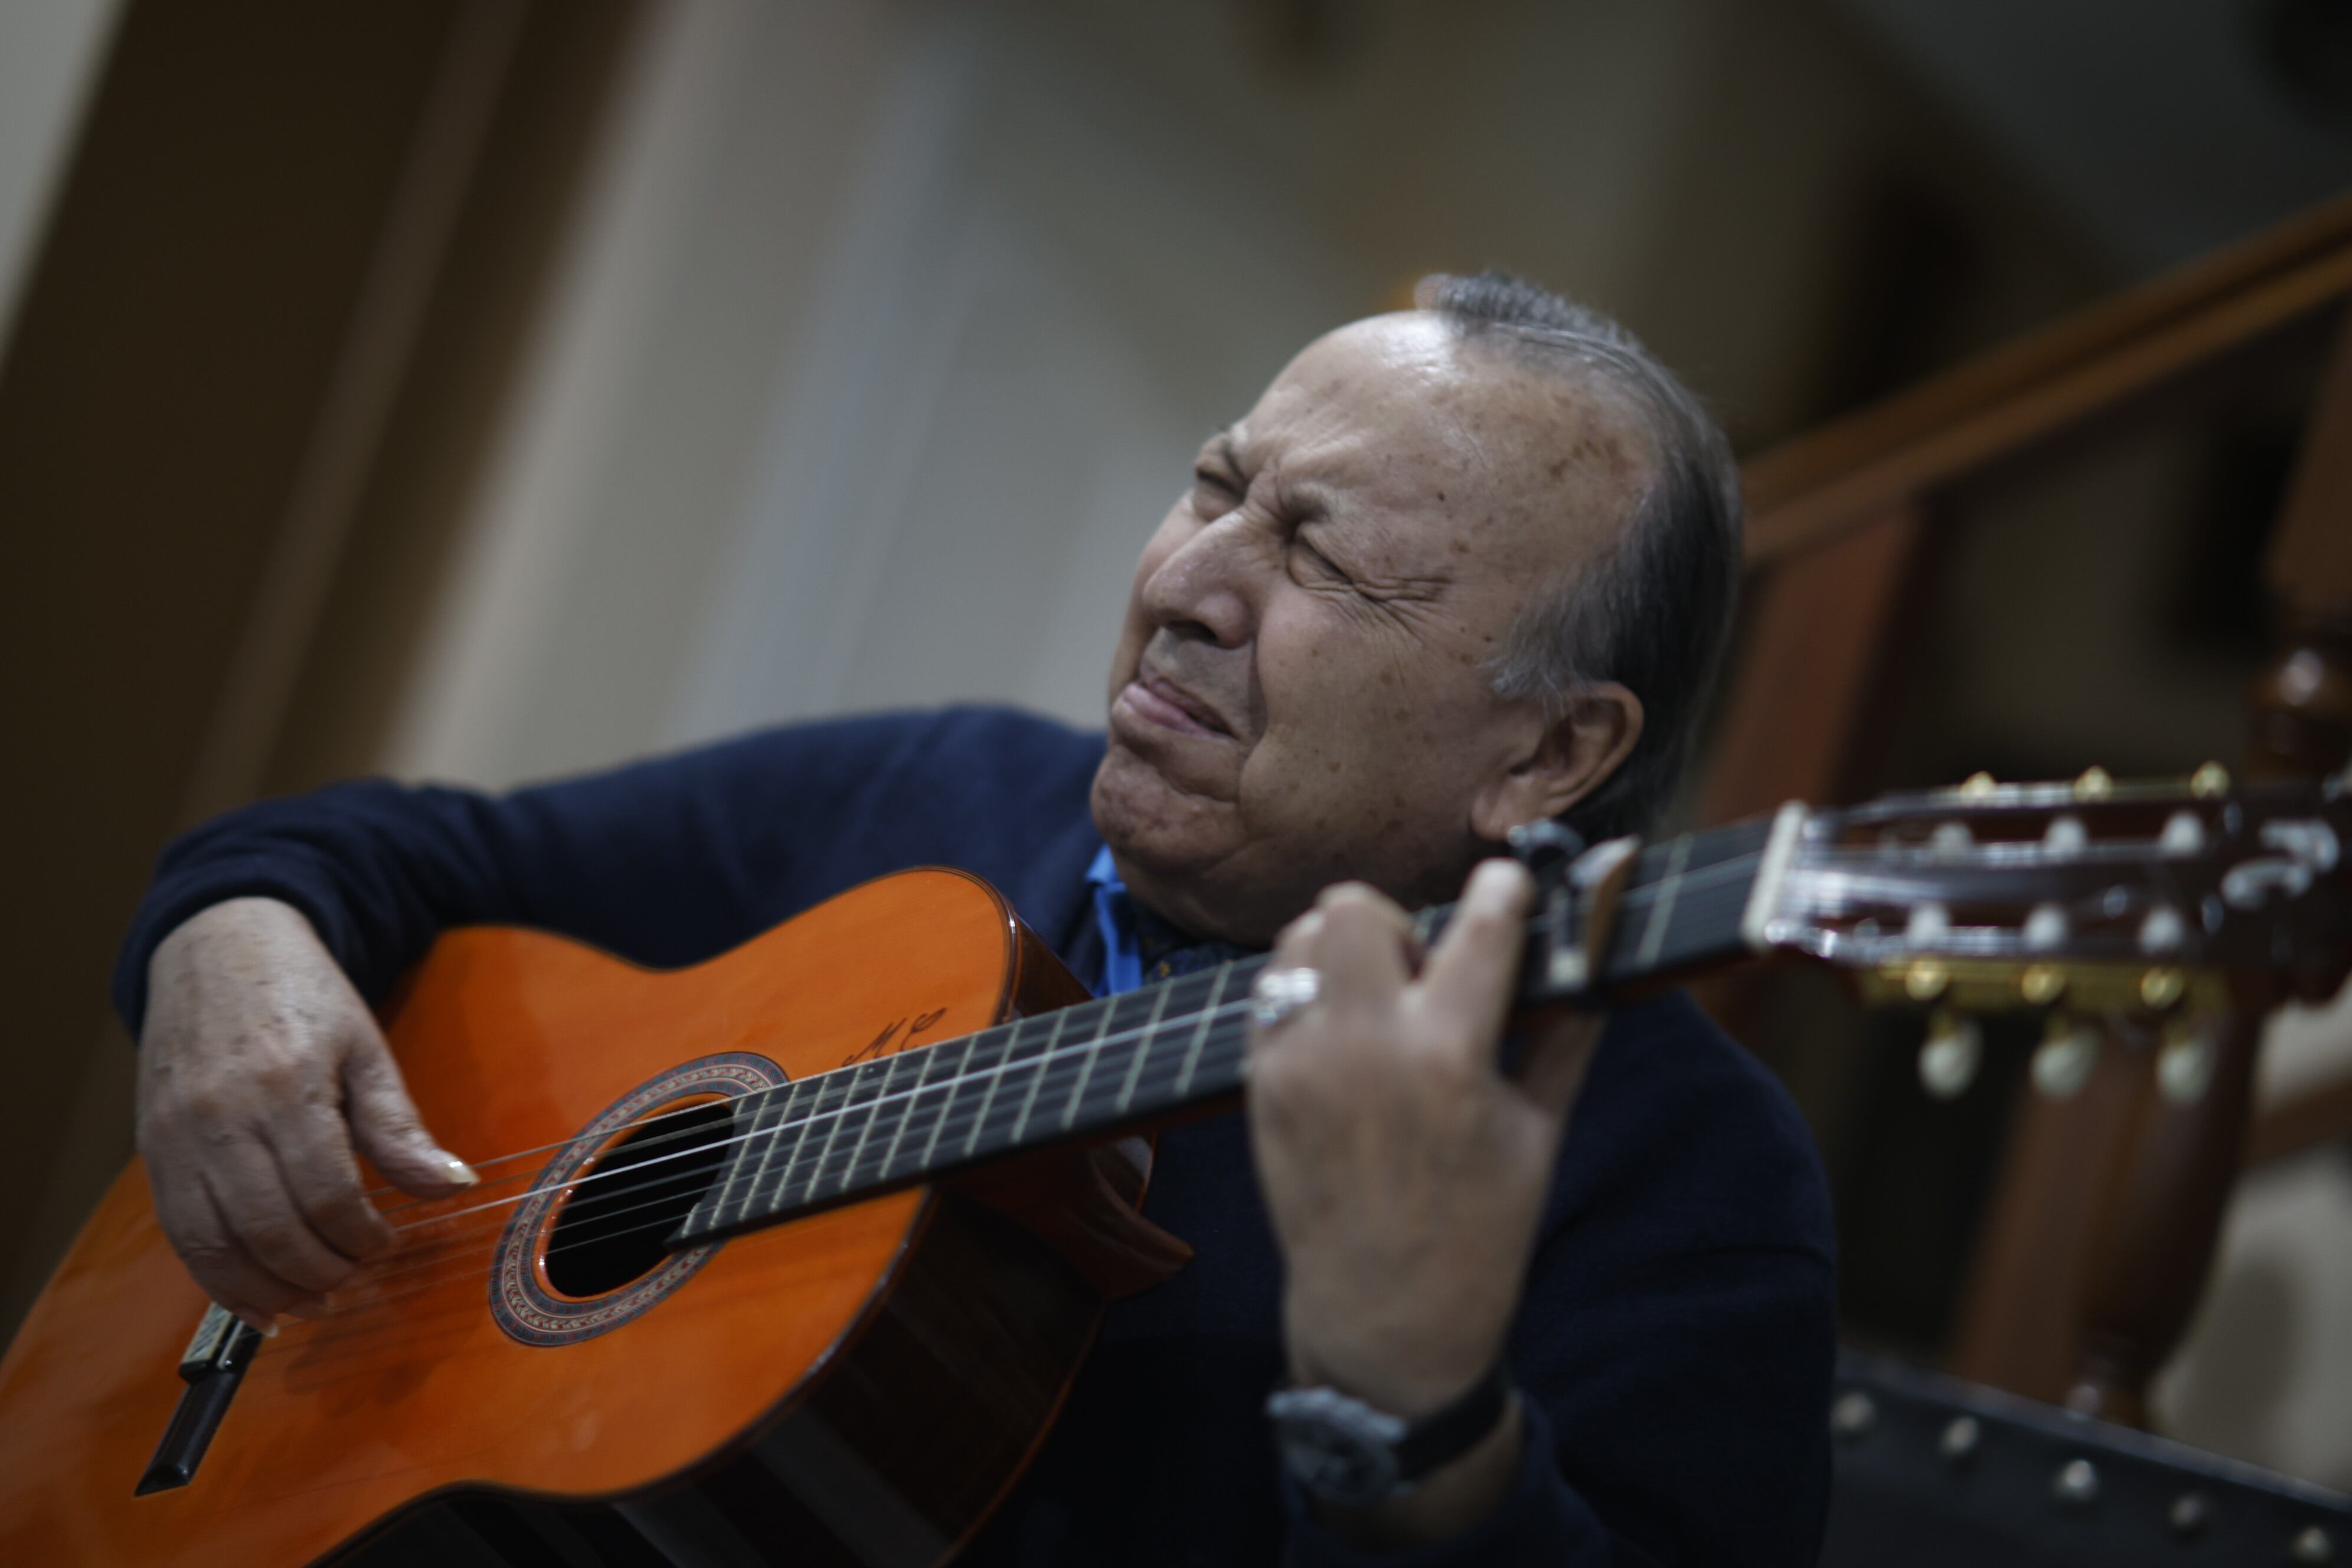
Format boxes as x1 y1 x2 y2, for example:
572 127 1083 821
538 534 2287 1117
1268 1389 1409 1507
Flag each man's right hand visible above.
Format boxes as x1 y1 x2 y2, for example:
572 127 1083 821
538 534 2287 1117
136 897 477 1332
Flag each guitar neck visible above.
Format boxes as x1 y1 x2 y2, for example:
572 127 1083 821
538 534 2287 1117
673 814 1776 1247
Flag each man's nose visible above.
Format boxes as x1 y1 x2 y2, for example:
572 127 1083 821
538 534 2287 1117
1142 515 1256 648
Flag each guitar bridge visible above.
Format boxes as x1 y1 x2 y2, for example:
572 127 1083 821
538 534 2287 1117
136 1303 263 1494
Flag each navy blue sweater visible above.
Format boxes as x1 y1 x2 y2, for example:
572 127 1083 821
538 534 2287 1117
115 706 1837 1566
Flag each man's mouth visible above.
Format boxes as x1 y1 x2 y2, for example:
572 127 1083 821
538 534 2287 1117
1117 669 1232 740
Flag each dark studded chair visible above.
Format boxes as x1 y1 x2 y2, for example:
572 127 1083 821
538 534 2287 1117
1821 1352 2351 1567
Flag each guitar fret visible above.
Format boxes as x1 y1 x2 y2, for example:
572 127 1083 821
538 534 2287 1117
1057 989 1139 1133
1012 1002 1093 1146
868 1030 985 1190
1602 819 1771 985
827 1051 905 1199
912 1032 984 1174
753 1075 831 1219
780 1066 863 1208
721 1084 796 1226
1105 982 1175 1122
1172 965 1236 1099
971 1011 1060 1157
964 1011 1039 1161
1634 834 1693 970
1185 1017 1249 1100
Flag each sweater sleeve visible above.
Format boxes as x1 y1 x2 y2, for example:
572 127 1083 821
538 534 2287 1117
112 708 1108 1040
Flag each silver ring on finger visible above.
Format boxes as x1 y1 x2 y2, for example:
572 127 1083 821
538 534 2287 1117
1250 966 1322 1031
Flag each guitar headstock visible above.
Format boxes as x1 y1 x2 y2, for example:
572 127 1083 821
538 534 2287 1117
1749 764 2352 1099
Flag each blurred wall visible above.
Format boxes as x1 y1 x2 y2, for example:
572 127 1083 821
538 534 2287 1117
0 0 643 1338
0 0 119 353
368 0 2094 796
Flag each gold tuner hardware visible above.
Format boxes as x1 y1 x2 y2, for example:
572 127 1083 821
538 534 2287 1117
2139 966 2187 1011
1957 771 1997 800
2020 965 2066 1007
1905 959 1951 1002
2031 1016 2098 1100
1919 1012 1983 1100
2073 766 2114 801
2157 1019 2214 1105
2188 761 2230 799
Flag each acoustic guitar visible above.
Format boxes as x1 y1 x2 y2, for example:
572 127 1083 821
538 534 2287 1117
1 767 2345 1566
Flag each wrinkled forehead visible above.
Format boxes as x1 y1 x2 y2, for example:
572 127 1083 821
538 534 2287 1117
1242 312 1654 559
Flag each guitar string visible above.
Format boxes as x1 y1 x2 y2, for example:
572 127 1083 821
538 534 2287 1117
288 855 1760 1327
347 999 1265 1300
354 841 1760 1276
357 841 1768 1213
311 849 1770 1305
383 984 1257 1236
274 1021 1265 1340
269 845 1769 1334
357 982 1220 1217
317 1000 1266 1304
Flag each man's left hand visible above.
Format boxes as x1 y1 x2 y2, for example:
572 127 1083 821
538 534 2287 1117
1246 857 1605 1540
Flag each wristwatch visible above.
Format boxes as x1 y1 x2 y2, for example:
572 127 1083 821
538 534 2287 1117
1266 1364 1513 1507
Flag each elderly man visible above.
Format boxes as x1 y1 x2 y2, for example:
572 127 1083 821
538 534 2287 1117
119 273 1833 1564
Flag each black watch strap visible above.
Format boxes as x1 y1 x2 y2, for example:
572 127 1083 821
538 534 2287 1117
1394 1362 1513 1482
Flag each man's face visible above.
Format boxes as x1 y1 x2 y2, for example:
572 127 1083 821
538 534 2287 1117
1091 311 1648 944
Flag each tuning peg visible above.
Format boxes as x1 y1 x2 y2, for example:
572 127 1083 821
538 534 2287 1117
1918 1011 1982 1099
2031 1015 2097 1099
2140 966 2187 1011
1956 771 1997 800
2020 962 2066 1005
2190 761 2230 799
2043 815 2088 856
2158 811 2206 855
2157 1018 2215 1105
2073 766 2114 801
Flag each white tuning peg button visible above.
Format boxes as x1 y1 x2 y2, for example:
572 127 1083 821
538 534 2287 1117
1919 1014 1983 1099
2023 904 2070 950
2158 812 2206 856
2138 905 2188 955
2158 1023 2216 1105
2044 816 2088 857
2031 1018 2098 1099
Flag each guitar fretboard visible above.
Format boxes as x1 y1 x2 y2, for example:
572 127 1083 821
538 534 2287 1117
672 814 1775 1247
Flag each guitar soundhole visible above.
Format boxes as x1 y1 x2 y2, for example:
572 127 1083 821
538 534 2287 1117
544 1100 734 1298
491 1052 784 1347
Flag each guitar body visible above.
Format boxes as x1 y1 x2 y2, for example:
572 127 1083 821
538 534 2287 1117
0 868 1119 1567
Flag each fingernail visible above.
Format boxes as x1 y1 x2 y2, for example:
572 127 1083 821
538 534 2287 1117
286 1295 332 1321
436 1151 480 1187
235 1309 277 1336
1473 859 1525 896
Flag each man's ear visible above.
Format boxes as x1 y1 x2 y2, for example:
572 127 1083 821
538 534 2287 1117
1469 682 1644 841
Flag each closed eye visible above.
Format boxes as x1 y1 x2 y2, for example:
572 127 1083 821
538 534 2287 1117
1290 536 1352 586
1191 468 1242 517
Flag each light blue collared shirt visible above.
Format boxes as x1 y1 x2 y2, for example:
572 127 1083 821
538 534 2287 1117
1086 844 1144 998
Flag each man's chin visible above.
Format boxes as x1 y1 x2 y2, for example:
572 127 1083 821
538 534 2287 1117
1088 740 1237 876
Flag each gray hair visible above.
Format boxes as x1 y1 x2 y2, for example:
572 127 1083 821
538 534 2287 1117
1423 270 1744 842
